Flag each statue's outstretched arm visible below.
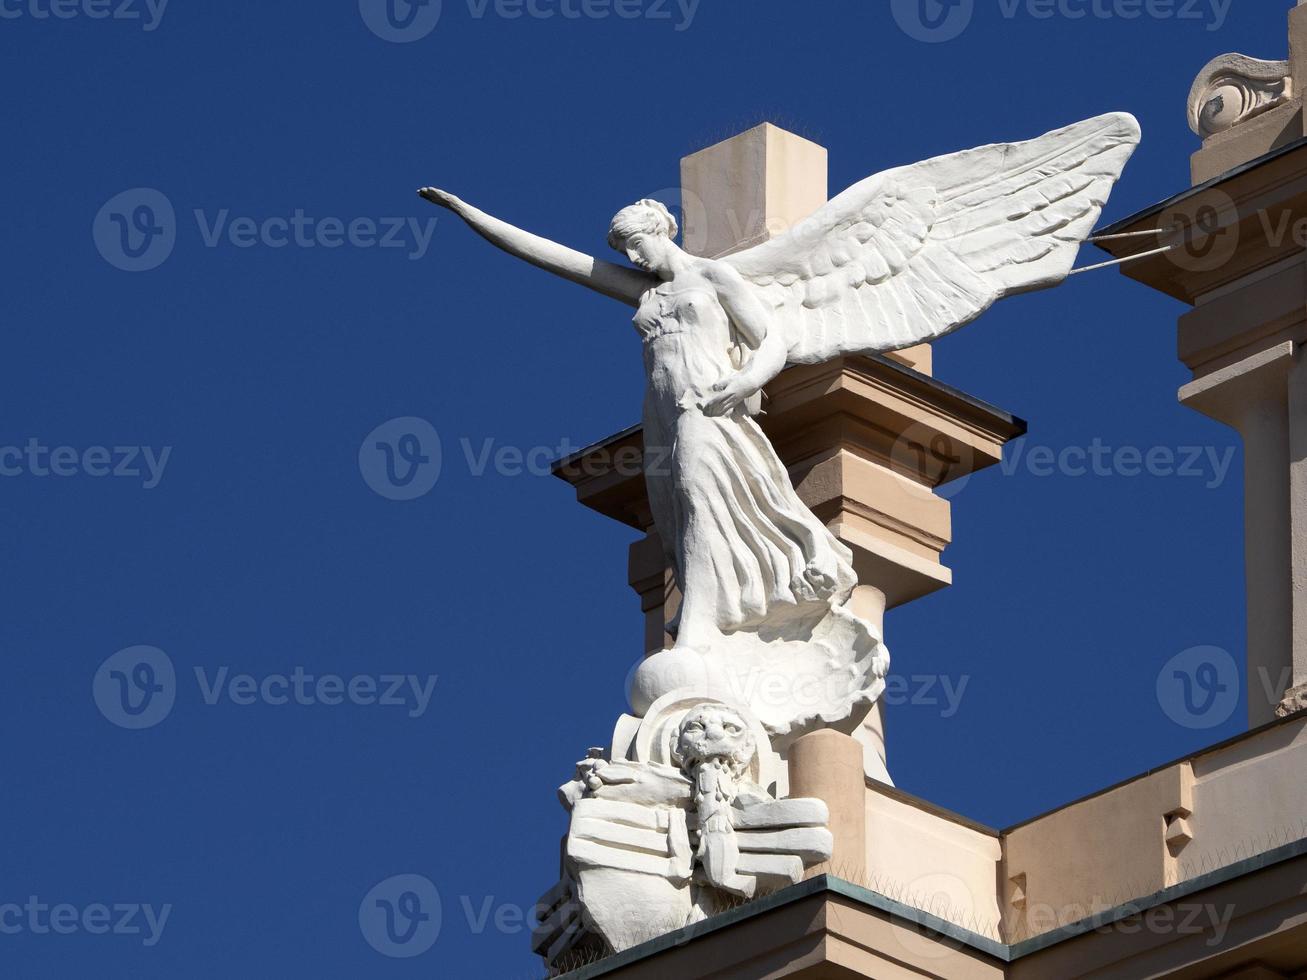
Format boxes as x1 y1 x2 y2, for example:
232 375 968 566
418 188 655 307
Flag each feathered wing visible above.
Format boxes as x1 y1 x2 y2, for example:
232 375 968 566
723 112 1141 366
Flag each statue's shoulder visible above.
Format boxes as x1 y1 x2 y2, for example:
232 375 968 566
695 257 739 286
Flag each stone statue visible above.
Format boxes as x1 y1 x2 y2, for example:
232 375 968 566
533 699 834 964
419 112 1141 738
421 114 1141 968
673 704 760 898
1188 53 1292 138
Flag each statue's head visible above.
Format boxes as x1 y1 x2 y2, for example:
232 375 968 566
608 199 679 277
673 703 756 776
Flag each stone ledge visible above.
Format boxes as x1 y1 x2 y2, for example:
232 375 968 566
557 840 1307 979
1094 137 1307 306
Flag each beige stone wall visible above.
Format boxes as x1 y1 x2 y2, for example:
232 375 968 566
1181 719 1307 877
774 717 1307 951
859 784 1005 940
1002 768 1186 940
836 715 1307 949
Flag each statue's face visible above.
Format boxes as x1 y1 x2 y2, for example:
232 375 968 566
676 705 755 768
622 231 675 276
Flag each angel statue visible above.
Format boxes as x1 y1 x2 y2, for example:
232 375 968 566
419 112 1140 736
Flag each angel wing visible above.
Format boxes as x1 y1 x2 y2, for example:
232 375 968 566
723 112 1141 365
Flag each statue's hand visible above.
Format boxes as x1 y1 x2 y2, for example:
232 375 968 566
700 376 758 417
417 186 461 211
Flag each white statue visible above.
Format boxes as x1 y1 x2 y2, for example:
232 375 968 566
673 703 762 899
533 700 834 966
420 112 1141 737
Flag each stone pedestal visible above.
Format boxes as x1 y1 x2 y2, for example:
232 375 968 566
554 123 1025 780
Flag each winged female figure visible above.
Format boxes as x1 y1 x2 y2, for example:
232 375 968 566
419 112 1140 735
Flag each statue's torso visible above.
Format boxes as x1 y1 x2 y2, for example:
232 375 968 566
635 281 733 436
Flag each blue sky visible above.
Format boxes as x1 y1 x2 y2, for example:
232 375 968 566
0 0 1278 975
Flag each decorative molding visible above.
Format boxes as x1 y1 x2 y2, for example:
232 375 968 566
1009 872 1028 911
1188 54 1293 138
1164 808 1194 855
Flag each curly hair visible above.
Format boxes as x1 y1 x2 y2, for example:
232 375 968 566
607 199 679 252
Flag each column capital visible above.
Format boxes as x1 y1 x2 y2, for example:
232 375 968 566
1179 341 1295 429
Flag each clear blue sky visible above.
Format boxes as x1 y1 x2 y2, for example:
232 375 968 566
0 0 1274 975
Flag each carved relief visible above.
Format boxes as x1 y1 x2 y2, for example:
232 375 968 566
1188 54 1293 139
532 699 834 968
673 704 761 898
